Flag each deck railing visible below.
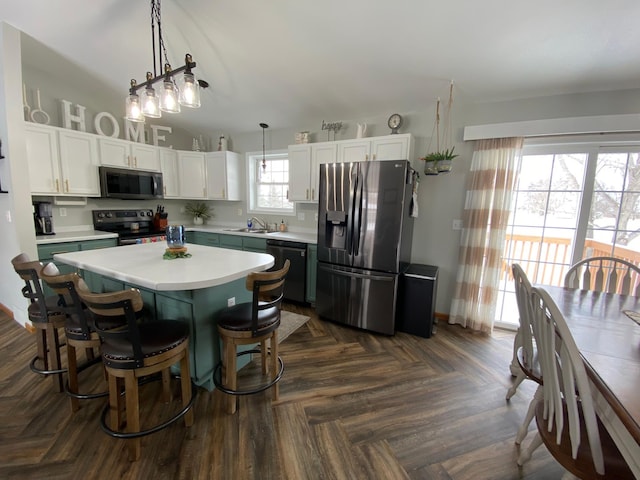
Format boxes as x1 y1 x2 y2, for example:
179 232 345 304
502 234 640 290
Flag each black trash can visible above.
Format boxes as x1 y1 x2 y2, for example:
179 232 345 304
396 264 438 338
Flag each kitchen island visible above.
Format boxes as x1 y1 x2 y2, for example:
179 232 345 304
54 242 274 390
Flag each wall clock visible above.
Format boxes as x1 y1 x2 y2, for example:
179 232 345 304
388 113 403 134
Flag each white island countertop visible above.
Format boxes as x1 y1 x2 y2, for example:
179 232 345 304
54 242 274 291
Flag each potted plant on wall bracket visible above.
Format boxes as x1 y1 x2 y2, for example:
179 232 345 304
185 202 211 225
421 81 456 175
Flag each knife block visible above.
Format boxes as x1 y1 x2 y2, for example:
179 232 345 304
154 215 168 230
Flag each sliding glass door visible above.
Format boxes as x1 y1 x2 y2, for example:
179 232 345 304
495 138 640 328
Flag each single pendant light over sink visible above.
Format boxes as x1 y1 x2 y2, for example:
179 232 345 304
125 0 208 122
260 123 269 172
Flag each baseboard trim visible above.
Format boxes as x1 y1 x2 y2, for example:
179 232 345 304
435 312 449 322
0 303 35 332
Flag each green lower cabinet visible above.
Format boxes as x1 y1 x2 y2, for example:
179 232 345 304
242 236 266 253
37 238 118 295
188 231 220 247
219 234 243 250
306 244 317 304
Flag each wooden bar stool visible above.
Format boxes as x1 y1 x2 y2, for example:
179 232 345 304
11 253 67 392
214 260 290 414
40 263 111 413
77 285 195 461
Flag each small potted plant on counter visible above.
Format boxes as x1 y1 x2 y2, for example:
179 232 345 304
185 202 211 225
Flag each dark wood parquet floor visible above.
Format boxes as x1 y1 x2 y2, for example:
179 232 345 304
0 305 564 479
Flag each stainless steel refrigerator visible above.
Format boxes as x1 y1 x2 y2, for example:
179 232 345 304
315 160 415 334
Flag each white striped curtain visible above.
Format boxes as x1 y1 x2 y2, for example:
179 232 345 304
449 137 523 333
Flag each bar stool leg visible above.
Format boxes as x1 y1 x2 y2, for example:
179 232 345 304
124 372 141 461
271 331 279 401
180 354 194 427
225 339 238 414
67 343 80 412
108 374 121 431
161 369 171 403
45 323 64 392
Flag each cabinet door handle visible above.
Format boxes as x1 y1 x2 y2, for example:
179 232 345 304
134 156 137 167
222 188 225 198
372 154 376 161
164 186 166 195
65 179 69 192
127 155 131 166
55 179 60 192
286 190 289 200
365 154 369 161
306 189 309 200
312 188 315 200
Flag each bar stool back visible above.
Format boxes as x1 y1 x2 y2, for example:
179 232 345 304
11 253 67 392
40 263 110 412
214 260 290 414
77 285 195 461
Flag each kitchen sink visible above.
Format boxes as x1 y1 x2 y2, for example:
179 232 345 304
224 228 274 234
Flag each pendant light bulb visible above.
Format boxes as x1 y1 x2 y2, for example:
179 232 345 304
161 78 180 113
141 73 161 118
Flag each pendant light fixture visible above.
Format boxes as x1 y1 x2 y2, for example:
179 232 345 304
125 0 207 122
260 123 269 172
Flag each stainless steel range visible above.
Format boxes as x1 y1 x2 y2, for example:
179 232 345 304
92 209 166 246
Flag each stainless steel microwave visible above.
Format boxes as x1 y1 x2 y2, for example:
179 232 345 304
99 166 164 200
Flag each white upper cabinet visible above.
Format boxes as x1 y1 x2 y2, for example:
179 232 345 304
337 139 371 163
371 134 413 161
288 134 412 203
98 137 160 171
159 148 179 198
287 144 312 202
25 124 100 196
178 151 206 199
336 134 413 163
205 151 241 200
288 143 338 203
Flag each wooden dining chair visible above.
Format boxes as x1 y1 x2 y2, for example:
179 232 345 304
564 256 640 296
517 287 634 479
506 264 543 446
11 253 67 392
77 285 195 461
214 260 290 414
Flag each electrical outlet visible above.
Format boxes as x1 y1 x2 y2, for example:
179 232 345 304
298 212 305 221
5 210 11 222
237 208 243 216
227 297 235 307
59 208 67 217
452 219 463 230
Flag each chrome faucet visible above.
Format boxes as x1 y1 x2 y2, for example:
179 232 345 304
250 216 268 230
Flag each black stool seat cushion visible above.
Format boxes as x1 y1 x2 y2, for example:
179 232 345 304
217 302 280 333
101 320 188 368
28 295 65 323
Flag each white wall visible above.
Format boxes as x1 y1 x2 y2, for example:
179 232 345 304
0 23 38 325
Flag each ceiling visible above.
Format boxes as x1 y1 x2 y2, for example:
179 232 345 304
4 0 640 134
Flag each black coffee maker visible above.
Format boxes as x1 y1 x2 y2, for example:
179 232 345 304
34 201 55 235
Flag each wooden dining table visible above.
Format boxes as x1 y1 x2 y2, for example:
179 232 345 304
542 285 640 478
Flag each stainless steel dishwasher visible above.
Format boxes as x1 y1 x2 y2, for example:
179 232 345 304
266 239 307 303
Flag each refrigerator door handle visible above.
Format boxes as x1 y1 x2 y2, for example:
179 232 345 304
347 165 358 255
352 169 363 256
320 265 394 282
